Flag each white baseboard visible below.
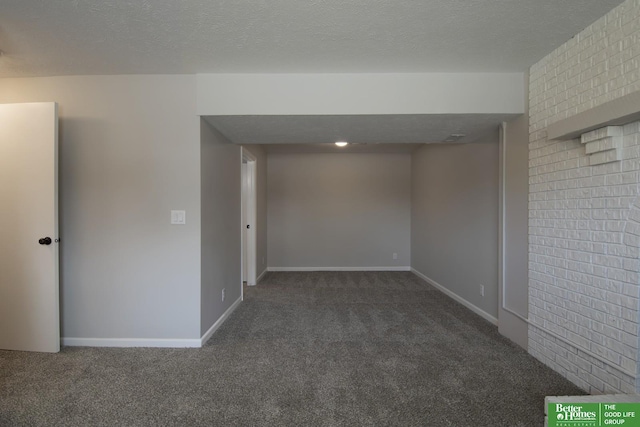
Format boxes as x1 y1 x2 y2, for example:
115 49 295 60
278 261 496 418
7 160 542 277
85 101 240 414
498 307 528 349
200 296 242 346
62 337 202 348
62 297 243 349
256 268 268 283
267 266 411 272
411 268 498 326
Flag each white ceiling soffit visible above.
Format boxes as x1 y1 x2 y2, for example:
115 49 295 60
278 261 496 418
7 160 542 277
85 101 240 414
0 0 625 77
266 143 422 155
204 114 518 146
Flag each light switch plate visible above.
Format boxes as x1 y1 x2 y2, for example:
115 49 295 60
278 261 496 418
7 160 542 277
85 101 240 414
171 210 186 225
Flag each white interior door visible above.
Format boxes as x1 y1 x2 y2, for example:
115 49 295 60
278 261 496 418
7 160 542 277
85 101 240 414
247 161 256 285
0 102 60 353
242 162 248 281
241 149 257 286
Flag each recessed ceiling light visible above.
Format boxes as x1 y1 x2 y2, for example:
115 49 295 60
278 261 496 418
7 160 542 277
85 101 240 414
335 141 348 147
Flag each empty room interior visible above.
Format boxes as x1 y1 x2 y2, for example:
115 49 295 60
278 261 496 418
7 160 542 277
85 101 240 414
2 0 640 425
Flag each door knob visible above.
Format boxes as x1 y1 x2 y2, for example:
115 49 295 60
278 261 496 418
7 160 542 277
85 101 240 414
38 237 52 245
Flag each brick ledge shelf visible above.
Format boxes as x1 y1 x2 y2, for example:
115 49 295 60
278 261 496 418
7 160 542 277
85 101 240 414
548 91 640 141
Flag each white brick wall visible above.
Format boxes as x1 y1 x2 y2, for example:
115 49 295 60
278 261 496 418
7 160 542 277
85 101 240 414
529 0 640 394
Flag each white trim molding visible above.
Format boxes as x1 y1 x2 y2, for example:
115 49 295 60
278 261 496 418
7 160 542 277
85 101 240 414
62 337 202 348
200 296 242 346
256 268 268 283
62 297 243 349
411 268 498 326
268 266 411 272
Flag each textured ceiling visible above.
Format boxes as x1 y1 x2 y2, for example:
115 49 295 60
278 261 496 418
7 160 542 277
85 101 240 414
204 114 516 146
0 0 625 77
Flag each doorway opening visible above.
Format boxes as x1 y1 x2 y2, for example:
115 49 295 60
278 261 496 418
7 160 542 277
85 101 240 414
241 148 257 297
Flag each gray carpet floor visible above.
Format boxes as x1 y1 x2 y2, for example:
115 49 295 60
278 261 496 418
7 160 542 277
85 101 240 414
1 271 583 426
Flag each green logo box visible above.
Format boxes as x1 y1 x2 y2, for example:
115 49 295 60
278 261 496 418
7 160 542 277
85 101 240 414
548 403 640 426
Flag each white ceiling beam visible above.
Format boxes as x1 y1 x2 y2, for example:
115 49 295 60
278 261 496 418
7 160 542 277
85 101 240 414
197 73 525 116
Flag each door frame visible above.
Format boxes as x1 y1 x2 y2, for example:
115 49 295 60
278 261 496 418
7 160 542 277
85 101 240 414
241 148 257 294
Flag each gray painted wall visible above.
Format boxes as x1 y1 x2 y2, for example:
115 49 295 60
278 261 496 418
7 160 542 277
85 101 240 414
268 153 411 269
411 137 500 318
0 76 202 340
503 116 529 314
242 145 268 278
200 121 242 335
498 76 529 349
